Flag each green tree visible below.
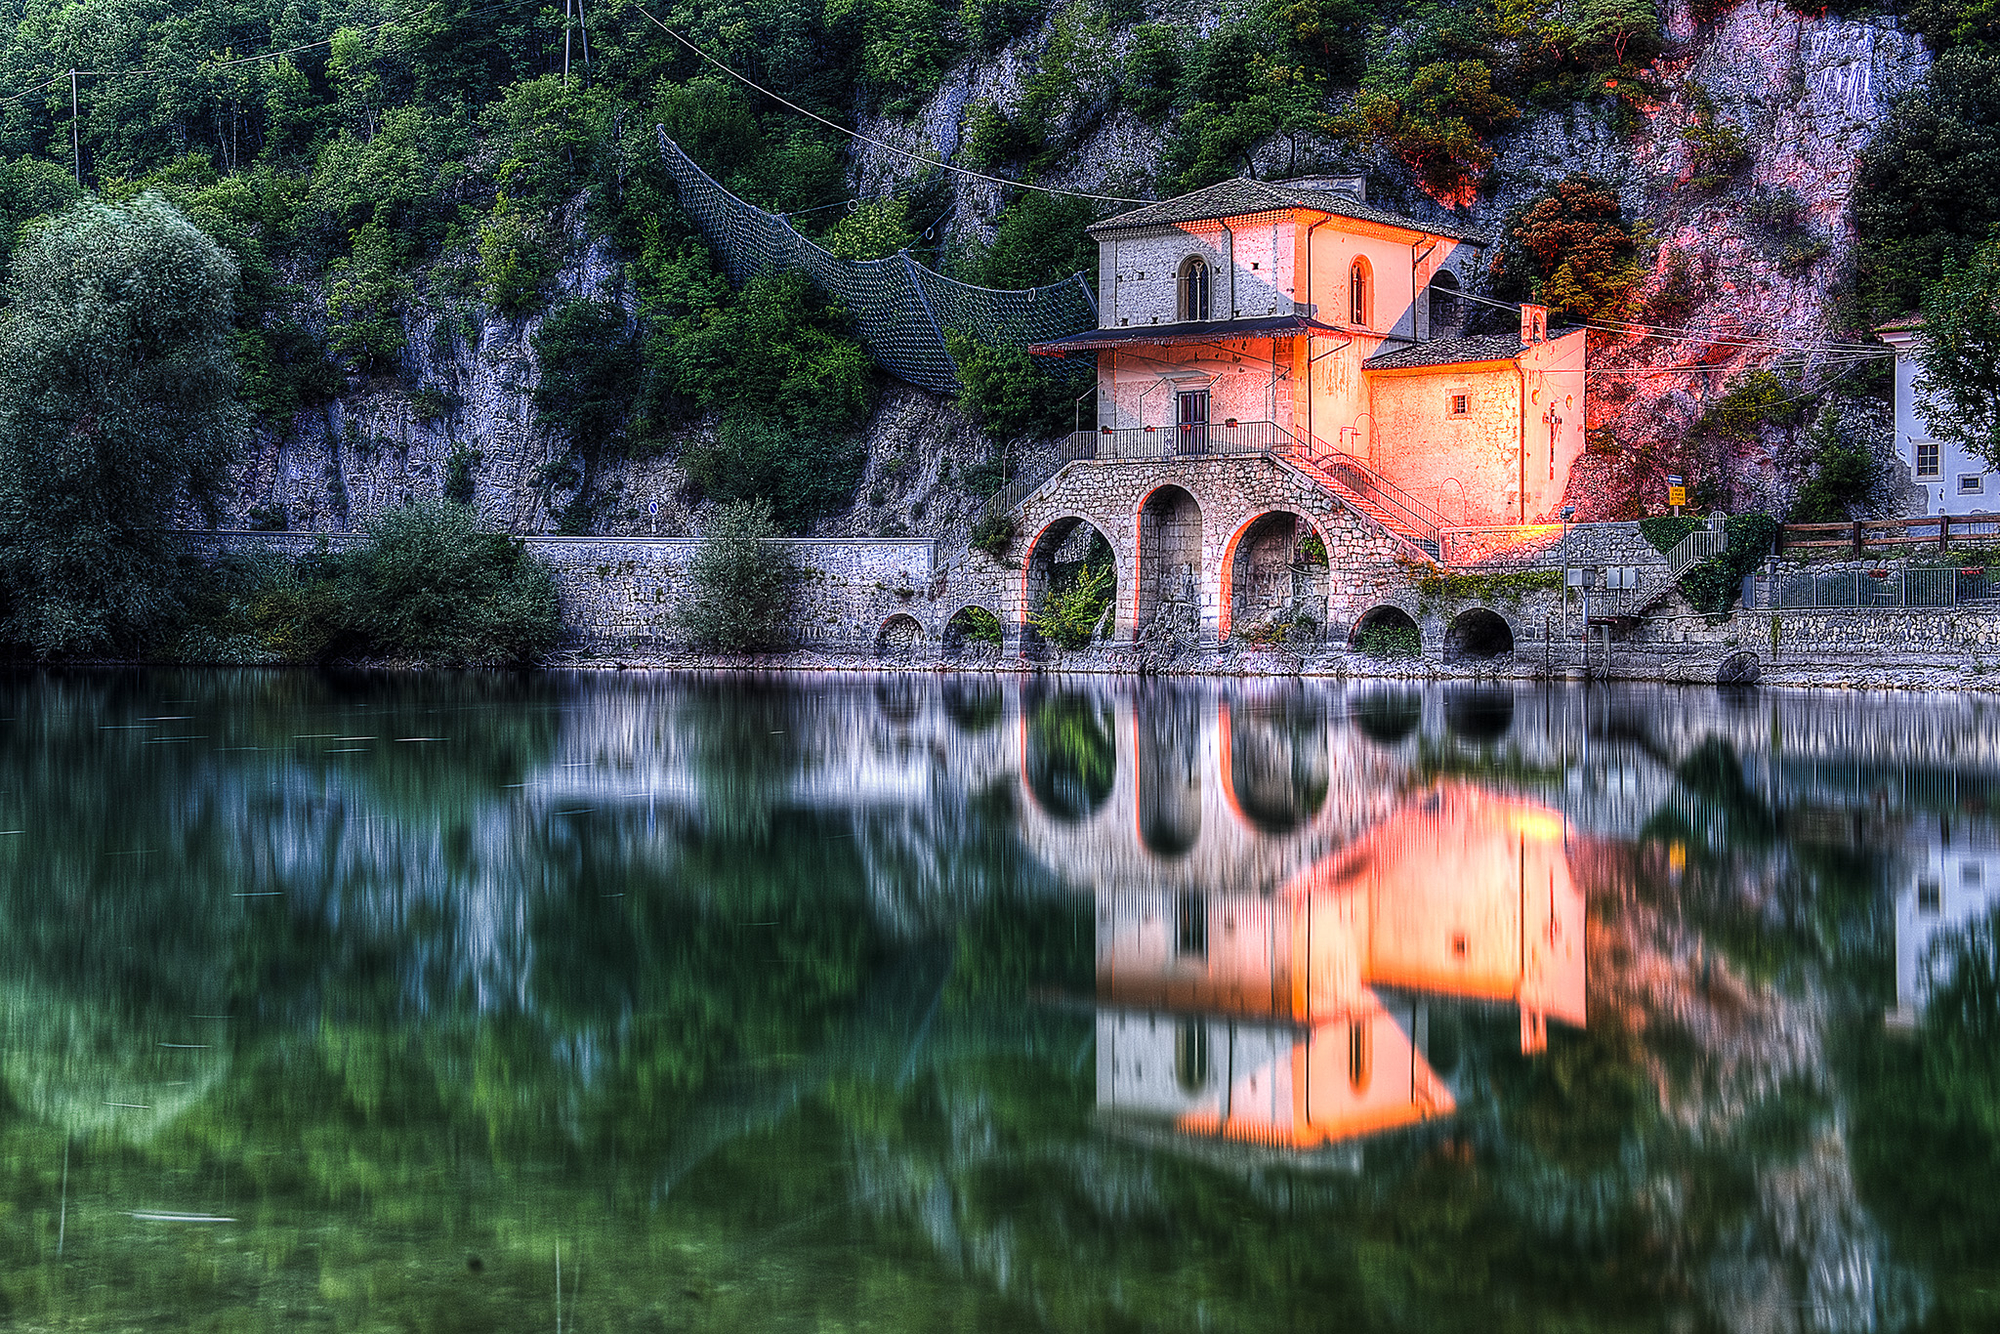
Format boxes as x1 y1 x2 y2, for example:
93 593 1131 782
1917 236 2000 469
1338 60 1518 204
676 497 798 652
0 194 246 655
340 499 560 664
819 198 916 260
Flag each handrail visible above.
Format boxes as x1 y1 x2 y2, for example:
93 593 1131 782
1290 434 1446 545
1666 522 1726 580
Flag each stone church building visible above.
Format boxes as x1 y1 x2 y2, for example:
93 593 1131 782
1030 176 1588 530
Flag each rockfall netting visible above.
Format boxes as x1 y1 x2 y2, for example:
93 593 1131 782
658 129 1098 393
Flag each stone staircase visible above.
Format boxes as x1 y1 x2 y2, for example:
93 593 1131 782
1282 448 1444 561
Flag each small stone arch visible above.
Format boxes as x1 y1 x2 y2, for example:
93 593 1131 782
1221 510 1329 643
1348 604 1421 660
875 613 925 661
942 604 1006 660
1022 515 1121 653
1136 484 1204 646
1444 607 1515 661
1716 650 1761 685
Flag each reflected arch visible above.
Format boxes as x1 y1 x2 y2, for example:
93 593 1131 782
1024 690 1118 823
1444 687 1515 743
1444 607 1515 661
875 613 925 662
1135 485 1204 643
1022 515 1121 652
1222 694 1330 835
1350 688 1422 747
1136 684 1204 857
1220 511 1330 642
942 604 1006 660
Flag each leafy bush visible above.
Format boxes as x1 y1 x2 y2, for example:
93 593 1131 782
1680 89 1749 191
950 335 1079 442
1030 562 1113 650
1917 236 2000 472
532 298 639 457
1491 175 1642 322
1339 60 1518 204
1124 24 1185 121
1643 513 1780 617
442 447 480 504
971 513 1016 560
340 500 561 664
1355 621 1421 658
676 498 798 652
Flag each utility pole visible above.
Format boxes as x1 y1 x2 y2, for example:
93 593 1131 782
563 0 573 83
69 69 79 185
577 0 591 71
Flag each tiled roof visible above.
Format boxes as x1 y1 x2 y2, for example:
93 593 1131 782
1088 178 1487 243
1364 332 1529 370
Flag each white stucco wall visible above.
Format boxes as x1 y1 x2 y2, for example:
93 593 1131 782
1881 326 1996 515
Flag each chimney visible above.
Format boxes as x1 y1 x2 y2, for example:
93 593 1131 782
1520 302 1548 346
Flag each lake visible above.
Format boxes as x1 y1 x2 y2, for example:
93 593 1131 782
1 670 1995 1332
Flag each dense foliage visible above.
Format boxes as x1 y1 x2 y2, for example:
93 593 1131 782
1916 236 2000 470
0 195 245 656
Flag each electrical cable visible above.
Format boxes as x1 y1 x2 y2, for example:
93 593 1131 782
1454 288 1888 357
633 5 1149 206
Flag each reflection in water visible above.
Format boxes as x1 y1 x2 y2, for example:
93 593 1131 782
2 673 1998 1331
1094 782 1583 1153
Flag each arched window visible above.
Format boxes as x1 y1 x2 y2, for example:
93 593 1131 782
1348 258 1371 328
1178 256 1211 322
1428 270 1462 337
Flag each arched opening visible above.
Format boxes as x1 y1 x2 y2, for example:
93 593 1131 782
1024 517 1119 653
942 604 1006 661
1444 687 1515 743
1445 608 1515 661
1178 255 1211 322
1224 511 1328 643
1428 269 1462 337
1349 605 1421 660
1025 691 1117 822
1136 485 1203 645
1226 694 1329 835
1349 257 1372 328
1136 685 1202 857
1437 477 1466 527
1350 688 1421 747
875 613 924 662
1716 650 1761 685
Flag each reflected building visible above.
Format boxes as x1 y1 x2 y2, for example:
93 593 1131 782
1888 821 2000 1028
1094 783 1585 1156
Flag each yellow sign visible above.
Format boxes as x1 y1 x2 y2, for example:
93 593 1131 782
1667 485 1687 507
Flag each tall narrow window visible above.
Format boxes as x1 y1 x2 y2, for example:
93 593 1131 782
1178 256 1211 322
1176 891 1207 958
1175 1019 1211 1093
1349 258 1371 327
1428 270 1462 337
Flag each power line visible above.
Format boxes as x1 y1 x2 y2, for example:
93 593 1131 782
633 6 1150 207
1456 289 1888 357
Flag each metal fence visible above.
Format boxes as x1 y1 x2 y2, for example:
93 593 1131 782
1745 566 1996 609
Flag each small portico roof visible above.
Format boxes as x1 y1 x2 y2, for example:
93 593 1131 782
1027 313 1345 357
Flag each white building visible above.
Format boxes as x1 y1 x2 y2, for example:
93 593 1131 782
1878 317 1997 515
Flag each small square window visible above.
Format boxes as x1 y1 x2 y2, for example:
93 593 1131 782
1960 473 1986 495
1919 879 1942 914
1449 392 1470 416
1916 442 1940 479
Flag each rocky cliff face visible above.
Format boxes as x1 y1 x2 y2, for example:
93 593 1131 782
220 0 1934 538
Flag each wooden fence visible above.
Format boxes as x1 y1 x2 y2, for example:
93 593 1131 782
1779 512 2000 555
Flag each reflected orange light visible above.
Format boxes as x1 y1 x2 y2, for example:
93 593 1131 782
1095 782 1584 1151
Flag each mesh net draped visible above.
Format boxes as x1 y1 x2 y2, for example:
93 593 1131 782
658 129 1098 394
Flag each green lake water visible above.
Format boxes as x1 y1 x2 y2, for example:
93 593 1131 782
1 670 1996 1332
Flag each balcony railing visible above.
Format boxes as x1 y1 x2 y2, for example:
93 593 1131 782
1060 419 1297 462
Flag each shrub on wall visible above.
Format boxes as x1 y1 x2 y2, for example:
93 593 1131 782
676 498 799 652
341 499 561 664
1030 562 1113 649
